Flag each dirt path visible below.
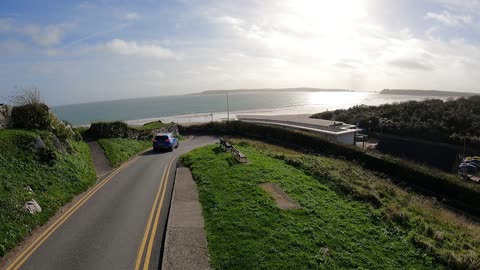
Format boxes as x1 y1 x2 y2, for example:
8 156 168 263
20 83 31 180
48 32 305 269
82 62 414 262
260 183 302 210
87 141 112 178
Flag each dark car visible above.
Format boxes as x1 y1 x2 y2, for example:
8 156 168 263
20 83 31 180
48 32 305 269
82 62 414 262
152 133 179 152
459 163 478 174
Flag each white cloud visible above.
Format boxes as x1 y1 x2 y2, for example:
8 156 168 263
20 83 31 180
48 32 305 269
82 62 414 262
124 12 140 21
102 39 178 59
76 2 96 9
24 24 65 46
425 10 473 26
0 19 68 47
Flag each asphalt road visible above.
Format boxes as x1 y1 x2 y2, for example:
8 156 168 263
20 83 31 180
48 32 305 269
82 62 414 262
5 136 216 270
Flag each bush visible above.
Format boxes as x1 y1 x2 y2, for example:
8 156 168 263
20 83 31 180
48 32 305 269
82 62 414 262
11 103 52 130
85 121 134 139
86 121 178 140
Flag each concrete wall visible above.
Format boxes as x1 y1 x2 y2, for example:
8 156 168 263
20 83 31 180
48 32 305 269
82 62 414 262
312 131 354 145
336 133 355 145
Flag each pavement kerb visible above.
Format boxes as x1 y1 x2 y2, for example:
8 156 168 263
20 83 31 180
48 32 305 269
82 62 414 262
161 165 210 270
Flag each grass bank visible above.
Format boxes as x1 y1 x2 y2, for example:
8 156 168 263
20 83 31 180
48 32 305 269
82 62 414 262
0 129 96 257
98 138 151 167
181 141 480 269
180 121 480 218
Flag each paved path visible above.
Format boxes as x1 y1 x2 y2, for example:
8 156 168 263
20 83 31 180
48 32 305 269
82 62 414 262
3 136 216 270
87 141 113 178
162 167 210 270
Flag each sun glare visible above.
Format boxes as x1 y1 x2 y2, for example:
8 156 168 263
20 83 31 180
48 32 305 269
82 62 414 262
282 0 367 35
267 0 369 62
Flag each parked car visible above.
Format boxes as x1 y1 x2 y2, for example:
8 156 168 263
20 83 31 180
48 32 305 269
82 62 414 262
459 163 478 174
152 133 179 152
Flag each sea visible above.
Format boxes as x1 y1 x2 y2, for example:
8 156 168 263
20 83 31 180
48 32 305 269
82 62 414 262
51 91 456 126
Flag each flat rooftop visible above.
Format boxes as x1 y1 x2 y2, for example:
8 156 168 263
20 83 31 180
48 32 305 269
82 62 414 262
236 114 357 135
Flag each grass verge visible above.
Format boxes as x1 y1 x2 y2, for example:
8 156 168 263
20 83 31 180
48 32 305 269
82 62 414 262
98 138 151 167
182 141 458 269
0 129 96 257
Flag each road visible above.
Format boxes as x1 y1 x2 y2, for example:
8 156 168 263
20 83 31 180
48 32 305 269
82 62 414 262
4 136 216 270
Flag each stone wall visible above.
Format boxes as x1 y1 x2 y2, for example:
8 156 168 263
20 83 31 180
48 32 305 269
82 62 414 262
0 104 13 129
86 121 179 140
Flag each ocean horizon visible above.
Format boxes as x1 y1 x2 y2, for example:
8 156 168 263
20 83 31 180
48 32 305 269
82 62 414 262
52 91 456 126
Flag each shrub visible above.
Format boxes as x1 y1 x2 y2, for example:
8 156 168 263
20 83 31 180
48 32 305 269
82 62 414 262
11 103 52 130
85 121 134 139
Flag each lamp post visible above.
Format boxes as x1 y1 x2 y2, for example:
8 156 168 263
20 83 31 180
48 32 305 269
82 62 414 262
226 91 230 122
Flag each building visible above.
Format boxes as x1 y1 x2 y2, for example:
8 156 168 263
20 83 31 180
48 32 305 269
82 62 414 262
236 114 358 145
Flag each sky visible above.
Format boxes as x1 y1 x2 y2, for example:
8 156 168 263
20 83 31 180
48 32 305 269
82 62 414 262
0 0 480 105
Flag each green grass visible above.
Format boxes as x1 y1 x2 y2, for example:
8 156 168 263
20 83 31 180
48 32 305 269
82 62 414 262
238 139 480 269
182 141 452 269
98 138 151 167
132 121 171 130
0 129 96 257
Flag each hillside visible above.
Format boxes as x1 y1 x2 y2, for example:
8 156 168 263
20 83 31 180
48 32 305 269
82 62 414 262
381 89 477 97
0 129 96 256
183 140 480 269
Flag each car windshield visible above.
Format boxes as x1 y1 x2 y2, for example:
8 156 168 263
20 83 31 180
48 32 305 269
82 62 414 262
155 136 169 140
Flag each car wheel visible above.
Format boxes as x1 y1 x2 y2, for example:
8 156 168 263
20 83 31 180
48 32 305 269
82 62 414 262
169 147 174 152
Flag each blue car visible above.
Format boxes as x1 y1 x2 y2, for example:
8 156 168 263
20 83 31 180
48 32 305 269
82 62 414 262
152 133 179 152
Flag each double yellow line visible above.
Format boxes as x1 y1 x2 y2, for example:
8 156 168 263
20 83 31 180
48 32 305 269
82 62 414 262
5 154 142 270
134 158 176 270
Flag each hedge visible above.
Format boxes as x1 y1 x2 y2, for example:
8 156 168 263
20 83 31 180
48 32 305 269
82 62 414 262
180 121 480 218
85 121 179 140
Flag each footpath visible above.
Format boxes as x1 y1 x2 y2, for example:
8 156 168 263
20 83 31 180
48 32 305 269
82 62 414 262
162 167 210 270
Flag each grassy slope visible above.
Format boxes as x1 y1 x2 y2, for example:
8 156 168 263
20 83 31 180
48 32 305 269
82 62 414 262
0 129 96 257
98 138 150 167
182 143 448 269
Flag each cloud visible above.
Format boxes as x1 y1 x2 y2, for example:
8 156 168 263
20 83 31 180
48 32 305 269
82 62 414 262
425 10 473 26
101 39 178 59
76 2 96 9
124 12 140 21
24 24 65 46
0 19 68 47
388 58 434 70
0 19 12 32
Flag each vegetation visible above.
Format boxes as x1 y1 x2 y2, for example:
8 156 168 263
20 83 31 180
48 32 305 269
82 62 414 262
0 129 96 257
180 121 480 218
6 87 42 106
98 138 151 167
311 96 480 145
132 120 170 130
182 141 480 269
86 121 177 140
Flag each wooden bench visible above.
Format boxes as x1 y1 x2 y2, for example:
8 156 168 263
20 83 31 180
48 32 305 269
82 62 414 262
232 146 248 163
219 137 232 152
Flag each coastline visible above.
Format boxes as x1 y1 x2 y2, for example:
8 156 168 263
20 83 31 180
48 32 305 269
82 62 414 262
124 105 325 126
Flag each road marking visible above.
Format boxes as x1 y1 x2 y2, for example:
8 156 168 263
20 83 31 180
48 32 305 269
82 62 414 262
142 158 175 270
5 154 142 270
134 164 169 270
